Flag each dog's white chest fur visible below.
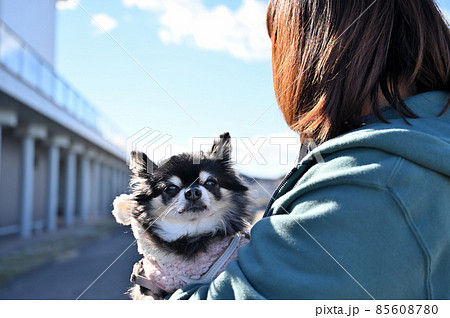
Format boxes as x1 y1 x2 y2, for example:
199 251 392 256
154 215 224 242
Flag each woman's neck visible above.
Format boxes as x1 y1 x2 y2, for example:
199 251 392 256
361 83 416 117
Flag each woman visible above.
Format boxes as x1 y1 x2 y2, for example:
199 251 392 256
170 0 450 299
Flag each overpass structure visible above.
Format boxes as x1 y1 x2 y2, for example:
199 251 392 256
0 0 129 238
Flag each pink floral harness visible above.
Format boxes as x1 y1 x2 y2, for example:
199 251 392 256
131 232 250 293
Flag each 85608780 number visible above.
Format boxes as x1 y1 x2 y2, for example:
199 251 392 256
375 304 438 315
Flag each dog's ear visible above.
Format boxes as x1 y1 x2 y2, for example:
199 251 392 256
112 194 135 225
130 151 158 175
210 132 231 162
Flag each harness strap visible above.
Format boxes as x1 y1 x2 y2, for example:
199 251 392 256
130 232 248 292
178 233 242 285
130 260 166 292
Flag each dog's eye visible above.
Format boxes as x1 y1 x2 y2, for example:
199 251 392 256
204 179 217 187
165 185 180 194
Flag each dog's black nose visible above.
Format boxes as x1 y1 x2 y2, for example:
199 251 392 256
185 187 202 201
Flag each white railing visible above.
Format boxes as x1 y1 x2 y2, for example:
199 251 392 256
0 20 126 152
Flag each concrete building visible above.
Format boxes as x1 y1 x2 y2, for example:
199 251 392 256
0 0 129 238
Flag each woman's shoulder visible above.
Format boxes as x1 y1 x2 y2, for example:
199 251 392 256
267 91 450 217
297 93 450 191
269 121 449 217
297 144 403 191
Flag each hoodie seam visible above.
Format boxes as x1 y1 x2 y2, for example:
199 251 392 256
384 158 433 298
386 187 433 299
384 157 404 187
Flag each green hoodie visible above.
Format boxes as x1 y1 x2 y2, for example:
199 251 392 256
170 91 450 300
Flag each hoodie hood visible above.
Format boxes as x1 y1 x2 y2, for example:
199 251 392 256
302 91 450 178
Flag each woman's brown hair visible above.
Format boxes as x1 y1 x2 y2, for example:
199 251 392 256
267 0 450 144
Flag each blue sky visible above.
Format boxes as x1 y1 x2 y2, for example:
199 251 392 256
55 0 450 179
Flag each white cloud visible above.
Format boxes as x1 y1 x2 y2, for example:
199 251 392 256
122 0 271 62
122 0 163 11
91 14 118 33
56 0 78 10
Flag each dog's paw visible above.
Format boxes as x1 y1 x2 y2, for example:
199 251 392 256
112 193 135 225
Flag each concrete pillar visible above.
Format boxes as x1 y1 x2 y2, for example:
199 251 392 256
125 167 130 191
122 167 128 193
63 142 84 227
79 156 90 222
20 136 34 238
91 158 101 219
16 124 47 238
79 149 97 222
0 110 18 183
95 154 105 217
112 167 118 196
122 169 129 193
64 150 76 227
116 169 121 194
120 170 125 193
102 164 111 215
0 127 2 176
121 170 125 193
46 135 70 232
